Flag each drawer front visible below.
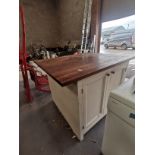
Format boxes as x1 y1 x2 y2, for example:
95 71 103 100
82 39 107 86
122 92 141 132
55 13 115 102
108 97 135 127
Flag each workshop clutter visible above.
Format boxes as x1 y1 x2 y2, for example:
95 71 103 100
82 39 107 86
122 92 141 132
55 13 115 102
28 61 50 93
19 5 51 102
27 44 57 60
27 41 80 60
46 41 81 57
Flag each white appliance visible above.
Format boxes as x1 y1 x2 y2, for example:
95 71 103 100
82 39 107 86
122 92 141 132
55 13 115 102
101 77 135 155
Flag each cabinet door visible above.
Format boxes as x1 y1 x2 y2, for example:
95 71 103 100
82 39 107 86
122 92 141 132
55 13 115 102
110 70 122 90
102 67 127 115
81 65 127 131
101 73 112 115
82 73 111 130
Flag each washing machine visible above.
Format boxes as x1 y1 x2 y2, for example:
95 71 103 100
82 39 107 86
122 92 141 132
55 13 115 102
101 77 135 155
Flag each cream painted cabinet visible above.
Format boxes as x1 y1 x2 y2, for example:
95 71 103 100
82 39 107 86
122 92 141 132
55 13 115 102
82 72 111 133
81 62 127 133
48 61 129 141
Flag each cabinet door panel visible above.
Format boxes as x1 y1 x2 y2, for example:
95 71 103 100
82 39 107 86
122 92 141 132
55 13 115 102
110 69 122 90
83 77 104 128
102 68 125 115
102 74 111 115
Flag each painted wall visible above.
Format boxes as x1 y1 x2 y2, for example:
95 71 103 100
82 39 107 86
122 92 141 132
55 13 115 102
20 0 85 48
58 0 85 45
20 0 60 47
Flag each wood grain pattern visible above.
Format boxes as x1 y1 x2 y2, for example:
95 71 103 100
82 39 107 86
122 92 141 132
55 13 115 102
35 52 134 86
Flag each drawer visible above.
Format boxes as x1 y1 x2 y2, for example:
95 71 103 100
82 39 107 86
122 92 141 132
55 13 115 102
108 97 135 127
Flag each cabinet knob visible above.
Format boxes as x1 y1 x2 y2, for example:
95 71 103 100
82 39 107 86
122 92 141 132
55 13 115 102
111 71 115 74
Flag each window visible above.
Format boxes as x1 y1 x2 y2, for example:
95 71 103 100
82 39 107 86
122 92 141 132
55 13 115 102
100 15 135 53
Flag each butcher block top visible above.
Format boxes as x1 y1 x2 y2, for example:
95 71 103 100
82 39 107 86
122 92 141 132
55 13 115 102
35 52 134 86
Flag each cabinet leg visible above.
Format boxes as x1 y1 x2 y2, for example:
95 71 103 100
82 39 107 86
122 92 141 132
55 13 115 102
77 133 84 141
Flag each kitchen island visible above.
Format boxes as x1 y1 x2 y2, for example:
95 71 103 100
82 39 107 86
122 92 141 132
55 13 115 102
35 52 134 141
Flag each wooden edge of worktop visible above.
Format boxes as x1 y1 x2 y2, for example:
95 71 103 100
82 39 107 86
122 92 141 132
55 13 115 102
35 55 135 87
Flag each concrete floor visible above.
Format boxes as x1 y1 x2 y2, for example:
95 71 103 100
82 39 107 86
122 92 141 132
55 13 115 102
20 49 135 155
20 80 105 155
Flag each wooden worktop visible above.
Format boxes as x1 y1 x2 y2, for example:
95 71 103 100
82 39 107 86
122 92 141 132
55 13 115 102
35 52 134 86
